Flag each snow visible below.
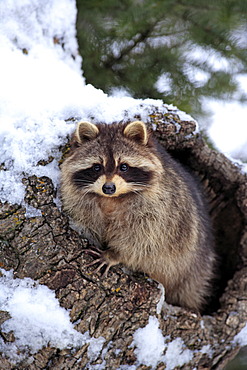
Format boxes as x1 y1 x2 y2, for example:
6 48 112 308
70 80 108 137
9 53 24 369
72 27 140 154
163 337 193 369
183 44 247 162
233 324 247 346
156 283 165 314
132 316 216 369
0 269 105 364
0 0 83 205
157 45 247 163
133 316 166 368
132 315 197 369
199 345 214 358
87 336 107 362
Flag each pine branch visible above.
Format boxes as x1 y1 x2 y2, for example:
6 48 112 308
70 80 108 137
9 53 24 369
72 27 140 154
103 28 153 69
184 16 247 66
176 0 221 12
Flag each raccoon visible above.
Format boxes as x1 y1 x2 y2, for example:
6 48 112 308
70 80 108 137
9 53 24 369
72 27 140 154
61 120 216 311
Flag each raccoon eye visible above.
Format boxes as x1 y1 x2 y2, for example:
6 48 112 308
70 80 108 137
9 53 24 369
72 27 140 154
120 163 129 172
93 164 102 172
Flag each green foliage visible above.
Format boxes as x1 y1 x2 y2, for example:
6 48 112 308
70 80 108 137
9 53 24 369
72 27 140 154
76 0 247 117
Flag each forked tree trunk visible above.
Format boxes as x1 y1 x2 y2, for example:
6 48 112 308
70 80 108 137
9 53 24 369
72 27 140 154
0 110 247 369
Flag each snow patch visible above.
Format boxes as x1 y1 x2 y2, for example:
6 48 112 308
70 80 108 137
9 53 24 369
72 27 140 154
233 324 247 346
199 344 214 358
156 283 165 314
0 269 105 364
132 315 215 369
163 337 193 370
87 337 106 362
132 316 194 369
24 204 42 218
133 316 166 369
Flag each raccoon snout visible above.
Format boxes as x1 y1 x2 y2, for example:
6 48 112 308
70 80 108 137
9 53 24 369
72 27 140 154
102 182 116 195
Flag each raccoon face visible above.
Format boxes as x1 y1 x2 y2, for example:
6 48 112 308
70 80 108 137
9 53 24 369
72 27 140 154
65 121 163 198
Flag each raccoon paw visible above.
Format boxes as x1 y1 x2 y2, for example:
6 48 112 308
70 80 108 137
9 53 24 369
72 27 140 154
84 247 118 277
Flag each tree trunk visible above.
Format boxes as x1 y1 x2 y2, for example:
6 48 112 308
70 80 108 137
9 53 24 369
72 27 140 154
0 110 247 369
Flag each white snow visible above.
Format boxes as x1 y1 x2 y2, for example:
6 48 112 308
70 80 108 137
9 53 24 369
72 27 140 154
0 269 105 364
156 283 165 314
132 316 217 369
184 44 237 74
87 336 106 362
199 344 214 358
133 316 166 368
157 44 247 163
0 0 84 205
183 44 247 162
163 337 193 370
233 324 247 346
132 315 194 369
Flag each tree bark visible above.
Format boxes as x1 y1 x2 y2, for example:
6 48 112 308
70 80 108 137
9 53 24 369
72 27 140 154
0 108 247 369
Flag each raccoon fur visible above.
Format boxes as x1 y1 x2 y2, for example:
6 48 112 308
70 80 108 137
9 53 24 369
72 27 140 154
61 120 216 311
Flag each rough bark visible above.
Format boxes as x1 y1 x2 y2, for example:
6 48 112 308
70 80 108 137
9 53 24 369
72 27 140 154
0 109 247 369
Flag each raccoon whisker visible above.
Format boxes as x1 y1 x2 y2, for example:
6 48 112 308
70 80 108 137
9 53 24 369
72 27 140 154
73 180 94 185
82 188 94 196
131 190 148 200
130 182 152 188
76 186 94 198
73 181 95 191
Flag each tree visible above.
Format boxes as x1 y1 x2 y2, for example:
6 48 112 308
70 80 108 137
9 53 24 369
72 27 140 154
76 0 247 117
1 113 247 368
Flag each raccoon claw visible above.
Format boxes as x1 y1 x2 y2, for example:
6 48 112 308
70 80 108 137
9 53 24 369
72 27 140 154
84 247 112 277
85 257 104 269
95 260 112 277
86 257 111 277
84 246 102 259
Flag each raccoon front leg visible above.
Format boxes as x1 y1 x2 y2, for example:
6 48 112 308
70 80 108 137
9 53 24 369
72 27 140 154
84 246 120 277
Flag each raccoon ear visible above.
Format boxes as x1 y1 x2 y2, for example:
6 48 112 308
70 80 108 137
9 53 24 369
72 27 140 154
75 121 99 143
123 121 148 145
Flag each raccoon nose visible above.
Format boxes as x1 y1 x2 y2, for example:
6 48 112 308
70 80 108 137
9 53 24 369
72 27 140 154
102 182 116 195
